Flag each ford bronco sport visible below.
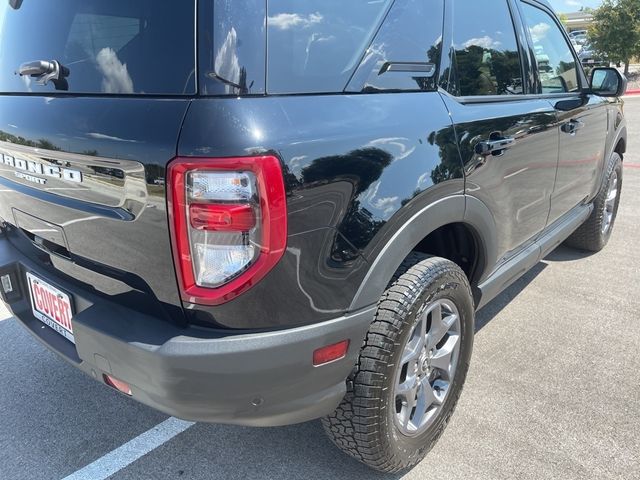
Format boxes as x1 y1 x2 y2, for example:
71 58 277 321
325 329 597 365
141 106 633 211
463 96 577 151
0 0 627 473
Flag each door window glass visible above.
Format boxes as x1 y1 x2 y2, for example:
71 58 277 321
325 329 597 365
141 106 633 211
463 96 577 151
451 0 523 96
520 2 580 94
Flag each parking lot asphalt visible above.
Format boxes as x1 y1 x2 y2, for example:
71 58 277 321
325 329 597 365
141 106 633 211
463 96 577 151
2 97 640 480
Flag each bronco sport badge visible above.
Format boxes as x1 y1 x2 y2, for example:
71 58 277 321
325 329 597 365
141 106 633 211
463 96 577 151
2 153 83 184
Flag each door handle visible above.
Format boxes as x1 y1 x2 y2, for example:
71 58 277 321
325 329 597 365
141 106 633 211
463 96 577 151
475 136 516 156
561 119 584 135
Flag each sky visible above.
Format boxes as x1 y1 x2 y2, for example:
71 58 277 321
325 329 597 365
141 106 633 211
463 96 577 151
547 0 603 12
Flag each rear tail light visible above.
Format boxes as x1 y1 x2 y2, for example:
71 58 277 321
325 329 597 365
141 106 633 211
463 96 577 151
168 156 287 305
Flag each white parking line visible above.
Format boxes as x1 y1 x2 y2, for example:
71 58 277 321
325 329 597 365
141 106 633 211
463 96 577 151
0 302 10 321
61 417 195 480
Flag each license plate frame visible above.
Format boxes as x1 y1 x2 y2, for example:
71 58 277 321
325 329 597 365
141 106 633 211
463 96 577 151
26 272 75 344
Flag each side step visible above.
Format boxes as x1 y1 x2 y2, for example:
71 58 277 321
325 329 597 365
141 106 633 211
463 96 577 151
477 204 593 310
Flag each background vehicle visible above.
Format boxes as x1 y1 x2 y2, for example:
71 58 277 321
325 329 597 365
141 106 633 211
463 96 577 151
579 42 609 67
568 29 588 38
571 38 584 54
0 0 627 473
574 33 588 43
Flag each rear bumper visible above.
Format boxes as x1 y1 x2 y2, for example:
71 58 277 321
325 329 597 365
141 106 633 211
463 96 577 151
0 233 374 426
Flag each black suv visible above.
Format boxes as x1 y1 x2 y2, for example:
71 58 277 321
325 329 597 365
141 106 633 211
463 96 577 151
0 0 628 473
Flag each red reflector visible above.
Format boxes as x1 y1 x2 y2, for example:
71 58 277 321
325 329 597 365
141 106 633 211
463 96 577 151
313 340 350 366
189 203 256 231
103 374 132 396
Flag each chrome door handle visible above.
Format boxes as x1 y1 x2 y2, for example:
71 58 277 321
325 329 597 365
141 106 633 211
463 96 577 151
561 119 584 135
475 137 516 156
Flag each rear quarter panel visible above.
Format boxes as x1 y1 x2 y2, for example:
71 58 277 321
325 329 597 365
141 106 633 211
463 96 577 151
178 92 463 329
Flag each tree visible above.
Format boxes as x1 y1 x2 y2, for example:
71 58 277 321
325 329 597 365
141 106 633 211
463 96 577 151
589 0 640 76
558 13 569 28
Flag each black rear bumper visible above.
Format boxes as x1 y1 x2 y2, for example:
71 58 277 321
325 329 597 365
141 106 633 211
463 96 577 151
0 233 374 426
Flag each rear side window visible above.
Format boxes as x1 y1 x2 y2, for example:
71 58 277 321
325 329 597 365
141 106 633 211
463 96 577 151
450 0 523 96
520 2 580 94
198 0 266 96
0 0 195 95
266 0 393 94
347 0 444 93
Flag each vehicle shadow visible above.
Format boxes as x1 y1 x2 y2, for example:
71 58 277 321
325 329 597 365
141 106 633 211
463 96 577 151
129 261 552 479
475 261 547 332
0 259 557 480
543 244 596 262
0 317 400 480
475 245 596 333
155 421 404 480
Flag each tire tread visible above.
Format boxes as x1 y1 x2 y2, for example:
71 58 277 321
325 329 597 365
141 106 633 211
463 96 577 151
322 253 473 472
565 153 622 252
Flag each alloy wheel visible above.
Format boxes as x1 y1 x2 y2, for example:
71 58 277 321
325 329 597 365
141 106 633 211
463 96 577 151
394 299 461 437
602 171 619 235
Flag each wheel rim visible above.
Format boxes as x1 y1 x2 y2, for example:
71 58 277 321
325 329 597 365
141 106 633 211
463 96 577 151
601 171 619 235
394 299 461 437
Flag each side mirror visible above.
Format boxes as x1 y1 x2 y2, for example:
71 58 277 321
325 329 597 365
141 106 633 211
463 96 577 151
590 67 627 97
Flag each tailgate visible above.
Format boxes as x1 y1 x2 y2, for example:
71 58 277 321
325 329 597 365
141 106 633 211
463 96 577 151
0 96 190 322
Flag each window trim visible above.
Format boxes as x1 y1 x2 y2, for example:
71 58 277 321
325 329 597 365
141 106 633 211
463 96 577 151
515 0 589 98
442 0 531 101
442 90 587 106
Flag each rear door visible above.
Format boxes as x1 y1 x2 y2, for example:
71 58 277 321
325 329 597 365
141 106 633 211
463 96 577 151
0 0 195 322
440 0 559 264
517 0 609 225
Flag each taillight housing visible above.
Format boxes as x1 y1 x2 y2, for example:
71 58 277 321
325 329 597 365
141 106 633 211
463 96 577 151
167 156 287 305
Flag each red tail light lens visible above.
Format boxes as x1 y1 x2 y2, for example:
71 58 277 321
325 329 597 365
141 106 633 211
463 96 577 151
189 204 256 231
168 156 287 305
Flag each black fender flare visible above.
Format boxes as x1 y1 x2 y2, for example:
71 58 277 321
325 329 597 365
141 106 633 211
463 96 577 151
608 123 627 159
349 195 499 311
599 121 627 194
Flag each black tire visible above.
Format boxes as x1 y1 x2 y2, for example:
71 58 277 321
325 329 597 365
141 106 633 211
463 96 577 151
322 253 474 473
565 152 623 252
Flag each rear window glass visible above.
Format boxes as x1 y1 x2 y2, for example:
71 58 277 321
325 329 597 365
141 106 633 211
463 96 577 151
266 0 393 94
0 0 195 95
